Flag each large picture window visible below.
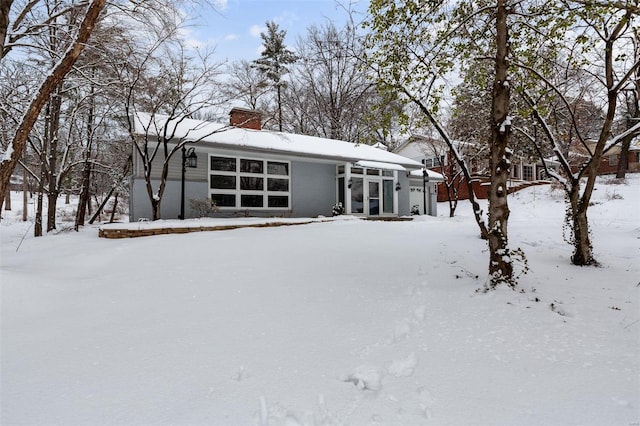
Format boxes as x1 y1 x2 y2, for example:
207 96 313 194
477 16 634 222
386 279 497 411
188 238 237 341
209 156 291 209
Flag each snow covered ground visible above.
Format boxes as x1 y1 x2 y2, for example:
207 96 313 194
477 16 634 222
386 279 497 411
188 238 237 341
1 176 639 425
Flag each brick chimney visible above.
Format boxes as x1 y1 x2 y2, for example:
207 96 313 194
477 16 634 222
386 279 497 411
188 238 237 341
229 108 262 130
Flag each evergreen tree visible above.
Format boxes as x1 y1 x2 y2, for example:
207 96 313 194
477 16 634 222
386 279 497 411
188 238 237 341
253 21 297 132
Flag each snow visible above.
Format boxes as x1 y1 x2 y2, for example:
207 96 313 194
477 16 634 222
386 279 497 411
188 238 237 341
1 175 639 425
1 144 12 162
409 168 446 181
134 112 423 170
499 116 512 134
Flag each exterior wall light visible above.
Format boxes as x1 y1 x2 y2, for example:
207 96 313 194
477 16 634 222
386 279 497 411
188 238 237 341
180 146 198 220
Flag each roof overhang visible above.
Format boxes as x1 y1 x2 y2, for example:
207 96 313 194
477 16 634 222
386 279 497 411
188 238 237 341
354 160 407 171
409 168 446 182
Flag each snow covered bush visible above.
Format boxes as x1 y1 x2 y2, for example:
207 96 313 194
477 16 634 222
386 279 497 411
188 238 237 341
189 198 219 217
332 202 344 216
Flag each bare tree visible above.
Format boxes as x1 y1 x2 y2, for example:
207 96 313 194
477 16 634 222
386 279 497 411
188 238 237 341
364 1 502 284
106 13 227 220
223 60 270 111
517 1 639 266
0 0 107 213
616 29 639 179
287 21 376 143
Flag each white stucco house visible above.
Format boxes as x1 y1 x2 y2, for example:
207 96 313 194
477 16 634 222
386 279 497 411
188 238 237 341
129 109 442 221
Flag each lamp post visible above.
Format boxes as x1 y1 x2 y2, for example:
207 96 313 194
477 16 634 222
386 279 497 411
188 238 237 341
423 168 430 215
180 146 198 220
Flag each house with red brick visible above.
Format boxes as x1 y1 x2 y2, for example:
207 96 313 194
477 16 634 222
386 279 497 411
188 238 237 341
395 136 552 202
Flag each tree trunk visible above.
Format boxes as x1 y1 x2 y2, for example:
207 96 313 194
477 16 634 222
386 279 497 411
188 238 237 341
0 0 12 60
615 137 631 178
75 78 95 230
109 192 119 223
88 154 132 224
34 168 45 237
4 187 10 210
277 83 283 132
34 190 43 236
88 187 114 224
0 0 107 214
75 158 91 229
22 156 27 221
486 0 514 288
46 85 63 233
568 184 594 265
149 186 161 221
616 96 638 179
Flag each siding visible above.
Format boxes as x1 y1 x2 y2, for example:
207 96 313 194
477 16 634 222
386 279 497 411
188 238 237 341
291 162 335 217
130 155 337 220
133 144 208 182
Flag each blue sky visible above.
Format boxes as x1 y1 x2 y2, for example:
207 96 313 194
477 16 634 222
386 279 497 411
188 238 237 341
184 0 369 62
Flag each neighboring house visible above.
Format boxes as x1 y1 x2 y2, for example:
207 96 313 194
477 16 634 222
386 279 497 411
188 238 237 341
569 139 640 175
395 136 554 201
129 109 434 220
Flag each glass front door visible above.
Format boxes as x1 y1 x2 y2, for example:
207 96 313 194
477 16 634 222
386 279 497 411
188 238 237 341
367 180 380 216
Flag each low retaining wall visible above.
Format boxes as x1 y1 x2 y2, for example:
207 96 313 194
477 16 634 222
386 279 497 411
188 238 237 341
98 220 317 239
99 216 414 239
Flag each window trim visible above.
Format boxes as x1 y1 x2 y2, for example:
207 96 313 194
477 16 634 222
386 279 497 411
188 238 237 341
209 155 291 210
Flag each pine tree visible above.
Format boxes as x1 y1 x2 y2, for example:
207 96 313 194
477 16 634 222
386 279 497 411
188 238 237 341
253 21 297 132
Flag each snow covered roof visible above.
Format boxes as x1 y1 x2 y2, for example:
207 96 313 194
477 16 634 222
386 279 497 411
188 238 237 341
134 113 423 170
409 168 445 182
395 135 476 156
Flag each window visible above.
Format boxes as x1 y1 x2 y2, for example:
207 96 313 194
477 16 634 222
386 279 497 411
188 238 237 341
608 155 618 166
241 159 263 173
268 196 288 208
267 178 288 191
240 176 263 191
383 180 394 214
211 156 236 172
351 178 364 213
268 162 288 175
241 194 263 208
422 157 442 168
523 165 534 181
211 193 235 207
210 175 236 190
209 156 290 209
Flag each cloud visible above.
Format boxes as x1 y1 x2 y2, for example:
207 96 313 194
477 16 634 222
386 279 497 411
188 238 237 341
249 24 264 38
224 33 238 41
212 0 228 10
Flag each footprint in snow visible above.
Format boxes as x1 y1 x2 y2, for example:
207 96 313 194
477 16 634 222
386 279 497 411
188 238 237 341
417 386 435 419
387 352 418 377
392 320 413 342
414 305 426 321
342 365 383 392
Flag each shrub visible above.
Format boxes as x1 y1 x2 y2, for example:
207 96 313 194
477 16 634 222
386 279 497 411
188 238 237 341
189 198 219 217
332 202 344 216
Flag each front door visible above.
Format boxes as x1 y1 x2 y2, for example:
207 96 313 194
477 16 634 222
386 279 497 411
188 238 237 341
367 180 380 216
